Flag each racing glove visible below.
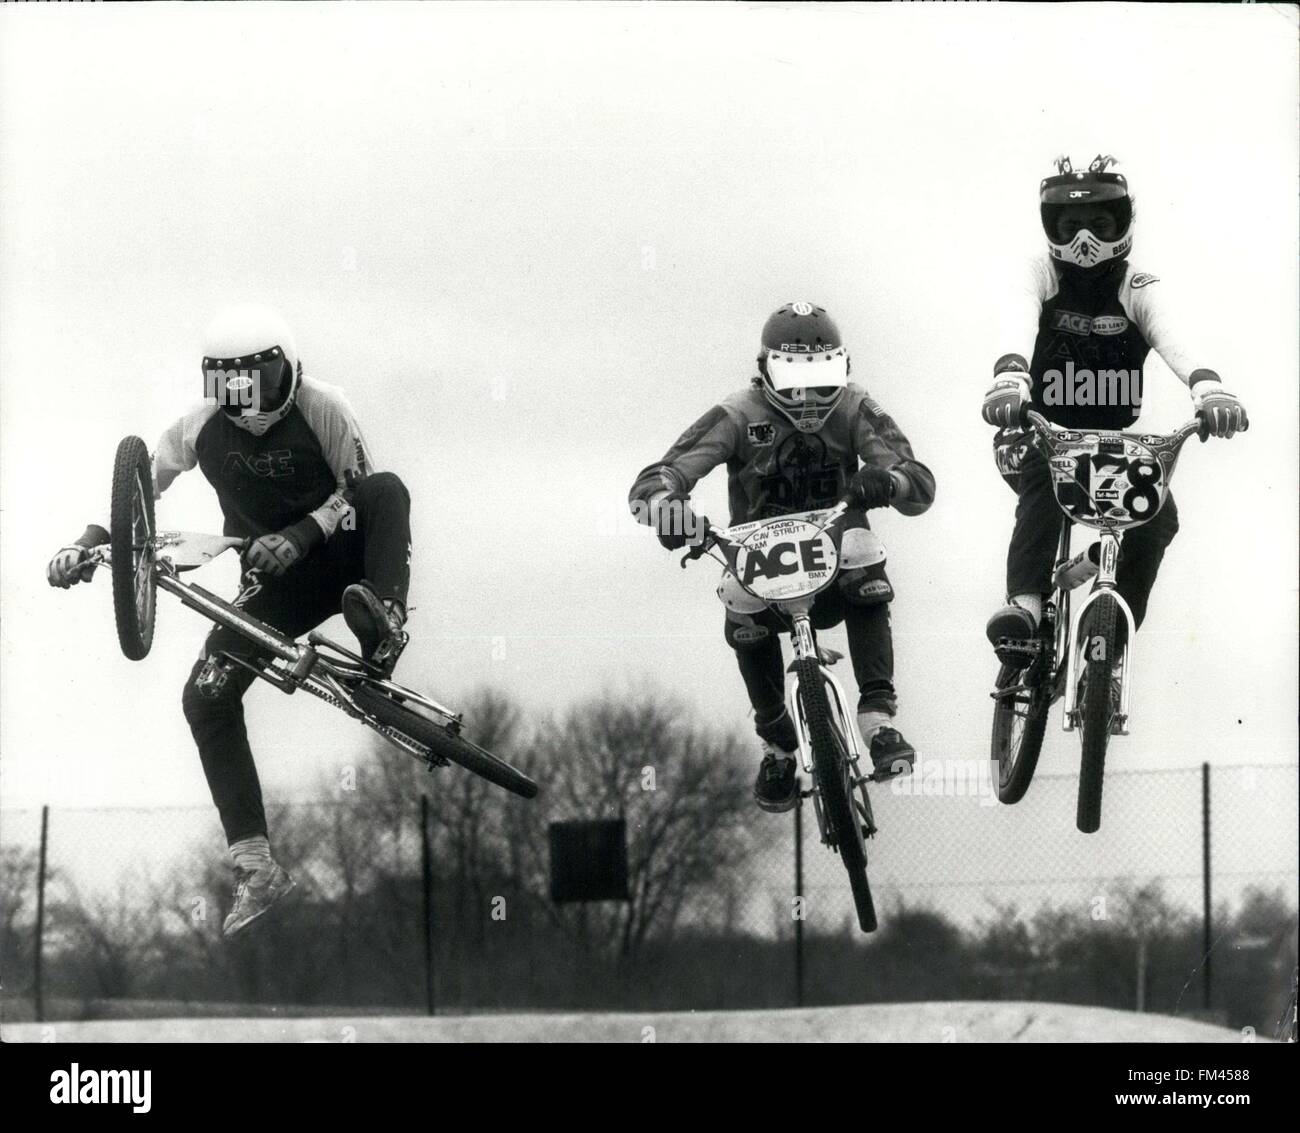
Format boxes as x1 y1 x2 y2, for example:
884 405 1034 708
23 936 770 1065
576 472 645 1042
843 467 896 510
1191 378 1248 439
46 524 110 588
652 490 699 551
247 517 324 576
981 372 1031 428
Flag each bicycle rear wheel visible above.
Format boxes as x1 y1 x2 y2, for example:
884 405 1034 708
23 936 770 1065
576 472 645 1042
990 620 1053 804
352 683 538 799
1076 593 1120 833
794 656 877 933
110 435 156 660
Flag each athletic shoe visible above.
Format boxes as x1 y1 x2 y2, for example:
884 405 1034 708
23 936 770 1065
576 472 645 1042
869 727 916 781
986 604 1038 668
754 747 799 813
342 581 408 676
223 862 297 938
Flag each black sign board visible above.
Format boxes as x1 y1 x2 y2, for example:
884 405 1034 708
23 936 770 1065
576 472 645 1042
549 818 630 903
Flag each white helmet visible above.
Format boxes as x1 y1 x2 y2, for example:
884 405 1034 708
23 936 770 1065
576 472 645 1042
201 304 301 435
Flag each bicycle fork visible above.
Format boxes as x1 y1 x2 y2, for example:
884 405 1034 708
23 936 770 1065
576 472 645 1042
785 612 877 844
1059 528 1136 735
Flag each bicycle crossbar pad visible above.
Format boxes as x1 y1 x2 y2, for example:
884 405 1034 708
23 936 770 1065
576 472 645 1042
157 575 300 663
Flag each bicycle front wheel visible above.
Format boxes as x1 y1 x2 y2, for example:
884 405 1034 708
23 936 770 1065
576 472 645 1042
1076 593 1120 833
794 656 876 933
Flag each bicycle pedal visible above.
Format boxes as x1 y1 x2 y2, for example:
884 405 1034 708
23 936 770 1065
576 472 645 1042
993 638 1038 667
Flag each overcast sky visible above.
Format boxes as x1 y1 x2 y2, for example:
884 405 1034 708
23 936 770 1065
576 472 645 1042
1 2 1296 819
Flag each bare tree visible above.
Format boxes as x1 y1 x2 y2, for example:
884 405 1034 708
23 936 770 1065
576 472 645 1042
523 691 756 960
0 845 39 994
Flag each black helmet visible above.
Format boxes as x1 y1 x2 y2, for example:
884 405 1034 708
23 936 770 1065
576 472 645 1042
757 302 850 433
1040 154 1133 271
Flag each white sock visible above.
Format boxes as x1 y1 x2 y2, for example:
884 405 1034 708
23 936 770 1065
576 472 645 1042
1011 593 1042 627
858 710 892 745
230 835 272 873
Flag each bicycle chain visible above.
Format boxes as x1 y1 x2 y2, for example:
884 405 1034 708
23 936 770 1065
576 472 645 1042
297 679 448 769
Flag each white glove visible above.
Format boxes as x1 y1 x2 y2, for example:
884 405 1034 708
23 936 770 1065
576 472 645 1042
47 546 90 588
982 372 1031 428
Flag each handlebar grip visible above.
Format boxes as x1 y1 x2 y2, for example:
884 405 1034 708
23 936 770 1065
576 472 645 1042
679 519 714 567
839 475 896 511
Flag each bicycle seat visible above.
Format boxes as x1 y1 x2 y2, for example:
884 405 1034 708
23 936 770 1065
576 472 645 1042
154 532 245 571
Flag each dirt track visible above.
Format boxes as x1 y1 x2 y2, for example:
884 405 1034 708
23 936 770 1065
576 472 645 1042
1 1001 1251 1043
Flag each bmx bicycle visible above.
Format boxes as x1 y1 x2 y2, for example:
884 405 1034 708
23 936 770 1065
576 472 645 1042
990 408 1237 832
683 499 891 932
72 435 538 800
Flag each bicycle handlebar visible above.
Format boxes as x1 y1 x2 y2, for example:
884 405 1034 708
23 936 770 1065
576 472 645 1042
679 500 854 570
1021 407 1244 447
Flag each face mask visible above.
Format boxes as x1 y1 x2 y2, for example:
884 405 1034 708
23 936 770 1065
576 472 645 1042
203 349 289 417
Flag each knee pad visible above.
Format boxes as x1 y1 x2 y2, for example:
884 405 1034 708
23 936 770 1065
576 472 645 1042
993 427 1031 489
354 471 410 511
839 561 893 607
725 613 772 651
182 655 249 720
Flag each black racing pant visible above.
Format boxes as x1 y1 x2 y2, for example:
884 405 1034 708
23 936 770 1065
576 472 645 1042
725 578 896 750
996 429 1178 630
181 472 412 844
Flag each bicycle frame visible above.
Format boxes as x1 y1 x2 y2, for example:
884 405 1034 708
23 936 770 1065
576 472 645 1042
85 535 465 742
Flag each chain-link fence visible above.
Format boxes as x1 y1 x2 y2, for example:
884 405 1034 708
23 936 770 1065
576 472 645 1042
1 762 1295 1034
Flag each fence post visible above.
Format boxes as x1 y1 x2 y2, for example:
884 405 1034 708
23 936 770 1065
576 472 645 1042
1135 934 1147 1013
1201 761 1212 1012
794 780 804 1009
34 804 49 1024
421 794 436 1016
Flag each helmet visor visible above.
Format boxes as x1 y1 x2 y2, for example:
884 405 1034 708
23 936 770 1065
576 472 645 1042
763 346 849 393
202 347 290 418
1042 199 1131 244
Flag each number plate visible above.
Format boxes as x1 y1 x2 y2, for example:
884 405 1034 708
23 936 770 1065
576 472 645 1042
1049 435 1167 527
728 515 840 602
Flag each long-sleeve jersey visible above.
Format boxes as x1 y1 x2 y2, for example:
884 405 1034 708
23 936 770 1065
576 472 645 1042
994 254 1218 430
151 376 375 540
628 382 935 526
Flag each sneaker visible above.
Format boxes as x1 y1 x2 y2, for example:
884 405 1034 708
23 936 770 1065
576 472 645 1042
986 604 1038 668
342 581 408 676
869 727 916 781
223 862 297 938
754 747 798 813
